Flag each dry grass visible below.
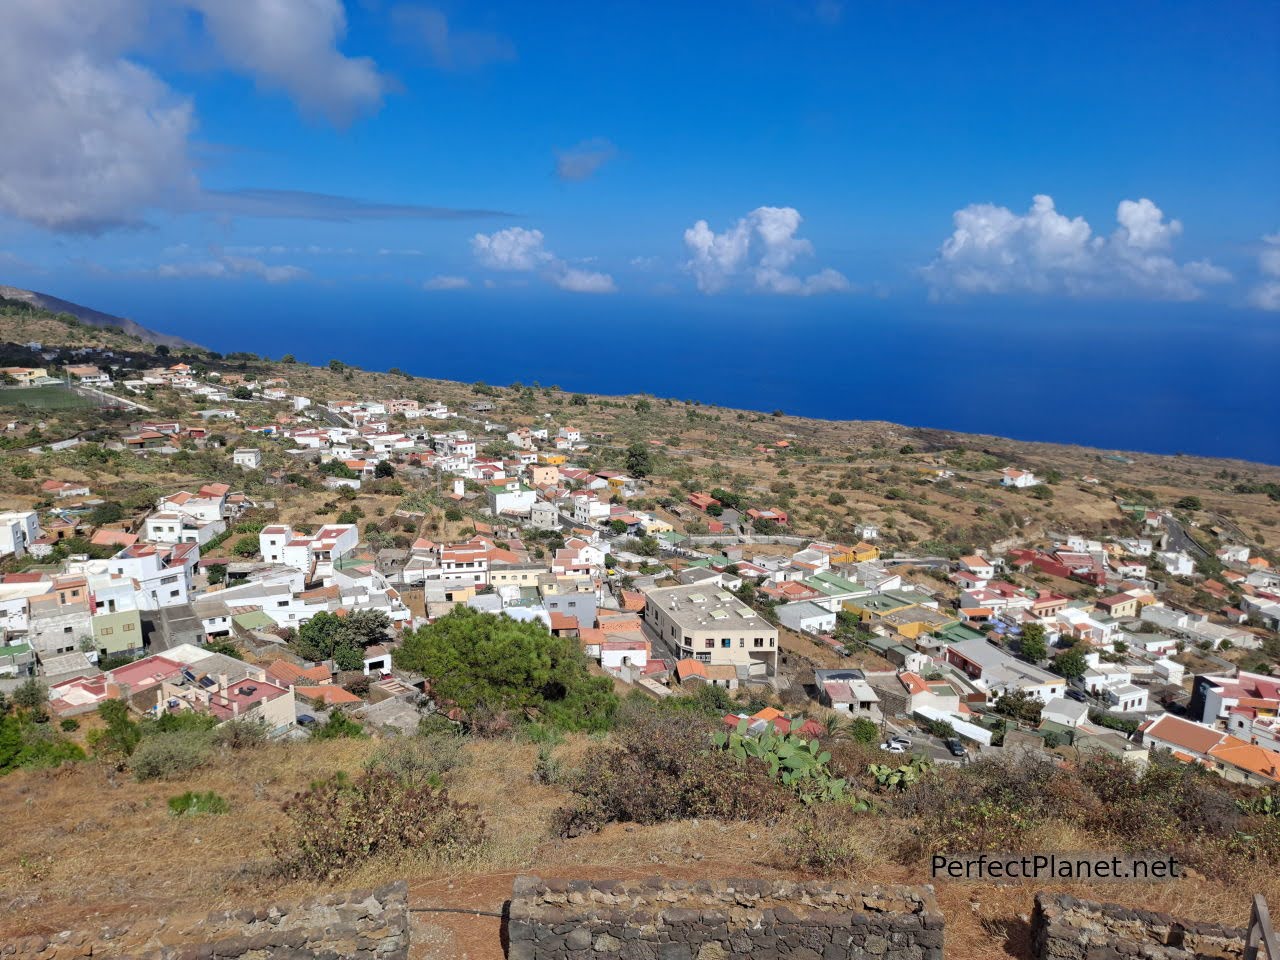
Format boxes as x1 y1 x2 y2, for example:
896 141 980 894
3 733 1273 960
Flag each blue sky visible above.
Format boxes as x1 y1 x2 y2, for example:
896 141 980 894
2 0 1278 311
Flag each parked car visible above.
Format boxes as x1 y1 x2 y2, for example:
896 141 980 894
945 738 966 757
1066 689 1088 702
889 735 912 748
296 714 317 727
880 741 907 754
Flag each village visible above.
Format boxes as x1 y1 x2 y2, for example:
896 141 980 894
4 345 1280 790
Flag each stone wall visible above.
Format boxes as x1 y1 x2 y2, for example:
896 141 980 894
1033 893 1247 960
2 881 409 959
507 875 944 960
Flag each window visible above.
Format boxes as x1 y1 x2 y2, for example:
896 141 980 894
124 623 135 631
721 638 732 648
769 639 775 647
753 638 764 648
101 627 114 636
738 639 744 647
704 639 714 649
63 626 73 634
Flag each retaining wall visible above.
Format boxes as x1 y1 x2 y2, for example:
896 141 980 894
1033 892 1247 960
2 881 409 960
507 875 944 960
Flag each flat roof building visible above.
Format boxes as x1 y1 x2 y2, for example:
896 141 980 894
642 582 778 684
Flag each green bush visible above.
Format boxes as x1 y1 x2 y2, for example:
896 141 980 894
310 712 366 740
272 770 486 881
131 729 214 781
0 714 85 774
168 790 230 816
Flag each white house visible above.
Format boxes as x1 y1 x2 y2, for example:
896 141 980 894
0 511 41 558
777 601 838 635
1041 697 1089 728
1000 468 1038 488
488 483 537 516
1156 551 1196 577
233 448 262 469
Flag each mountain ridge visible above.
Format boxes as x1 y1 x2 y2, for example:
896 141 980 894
0 284 198 349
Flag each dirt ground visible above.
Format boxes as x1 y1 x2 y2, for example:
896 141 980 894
0 737 1269 960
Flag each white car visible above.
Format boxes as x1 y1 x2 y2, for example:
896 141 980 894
889 735 912 748
879 742 907 753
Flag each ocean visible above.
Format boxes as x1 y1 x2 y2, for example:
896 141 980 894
83 282 1280 465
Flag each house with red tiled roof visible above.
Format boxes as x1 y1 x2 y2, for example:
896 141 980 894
295 685 364 708
687 492 720 512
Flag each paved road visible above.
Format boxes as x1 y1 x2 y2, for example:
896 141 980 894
1163 516 1209 559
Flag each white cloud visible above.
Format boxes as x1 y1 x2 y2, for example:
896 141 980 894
0 0 197 231
555 138 618 181
1249 233 1280 311
471 227 552 271
423 274 470 290
555 269 617 294
0 0 393 232
471 226 616 294
682 206 849 295
155 254 307 283
924 194 1231 301
186 0 386 126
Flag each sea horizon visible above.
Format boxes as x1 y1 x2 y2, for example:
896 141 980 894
52 279 1280 466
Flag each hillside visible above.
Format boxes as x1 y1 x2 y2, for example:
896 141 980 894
2 296 1279 960
0 285 196 349
1 303 1278 565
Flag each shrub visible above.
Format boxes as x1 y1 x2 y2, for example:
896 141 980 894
214 719 268 749
783 804 868 876
0 714 84 774
273 770 486 880
553 706 790 837
168 790 230 816
364 735 466 789
131 729 214 781
59 718 79 732
310 712 366 740
533 746 562 785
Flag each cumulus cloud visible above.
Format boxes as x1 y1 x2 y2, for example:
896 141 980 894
471 226 617 293
423 274 470 290
471 227 553 271
1249 234 1280 311
555 138 618 181
0 0 197 231
0 0 399 232
186 0 386 126
923 194 1231 301
554 269 617 294
682 206 850 295
155 254 307 283
390 5 515 70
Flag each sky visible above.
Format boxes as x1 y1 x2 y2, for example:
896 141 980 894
1 2 1279 351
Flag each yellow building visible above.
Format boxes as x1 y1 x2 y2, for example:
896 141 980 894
0 367 48 385
538 453 567 466
851 541 880 562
